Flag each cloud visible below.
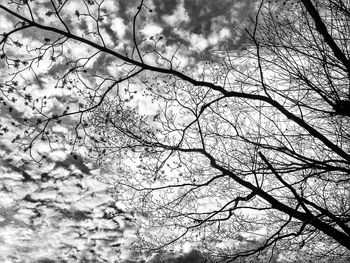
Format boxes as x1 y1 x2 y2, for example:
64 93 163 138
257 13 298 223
189 33 209 51
207 27 231 48
173 29 209 51
48 150 68 162
140 24 163 37
162 0 189 26
111 17 127 39
147 249 207 263
0 14 13 31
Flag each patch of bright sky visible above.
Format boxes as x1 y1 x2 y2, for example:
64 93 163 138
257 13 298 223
0 14 12 31
140 23 163 37
111 17 127 39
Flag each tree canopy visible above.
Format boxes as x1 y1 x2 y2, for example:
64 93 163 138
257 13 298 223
0 0 350 262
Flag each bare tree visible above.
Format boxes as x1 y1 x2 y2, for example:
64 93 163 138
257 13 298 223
0 0 350 262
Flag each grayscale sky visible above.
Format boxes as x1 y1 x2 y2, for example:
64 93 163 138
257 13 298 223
0 1 260 262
